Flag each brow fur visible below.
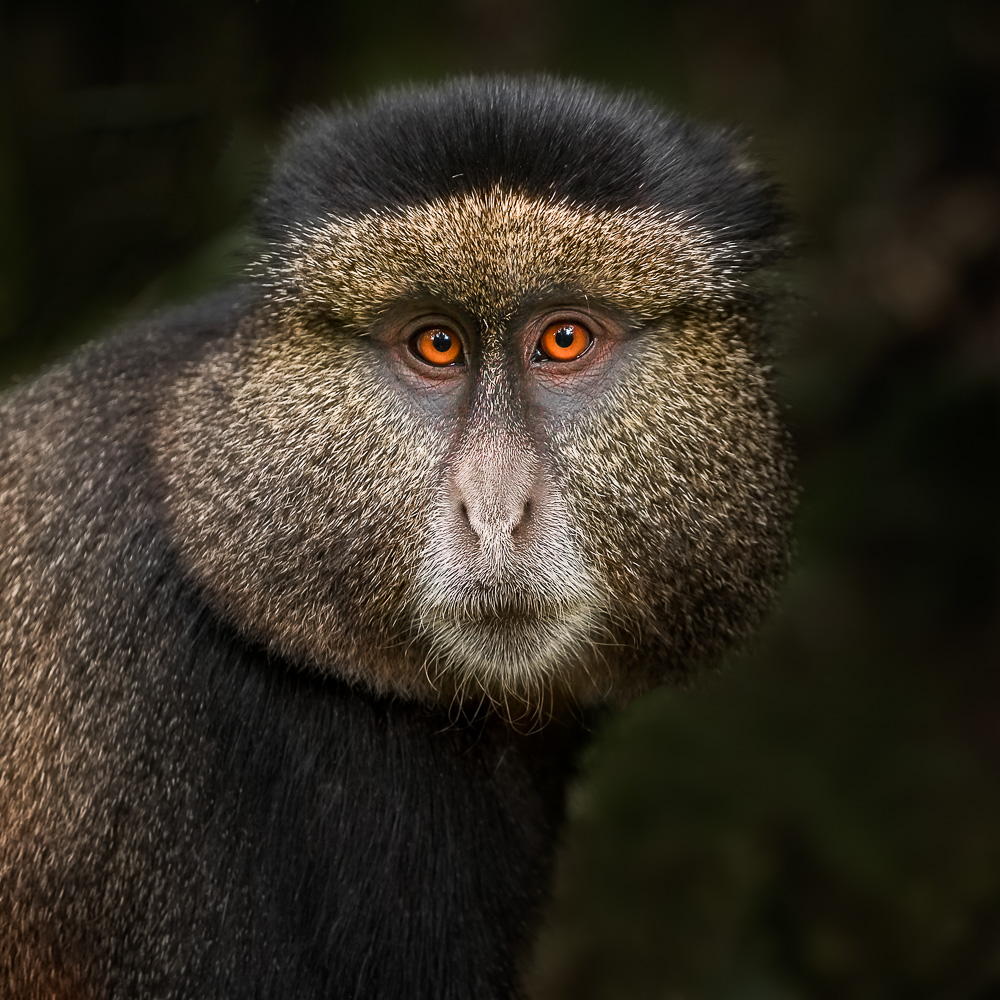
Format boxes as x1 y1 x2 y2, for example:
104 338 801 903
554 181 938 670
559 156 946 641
256 187 753 332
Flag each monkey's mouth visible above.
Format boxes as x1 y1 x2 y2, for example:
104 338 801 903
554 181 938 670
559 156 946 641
411 549 605 682
430 594 585 628
477 603 564 624
412 590 601 684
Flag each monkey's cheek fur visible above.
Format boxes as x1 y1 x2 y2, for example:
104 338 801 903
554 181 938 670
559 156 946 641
545 337 796 696
156 331 448 698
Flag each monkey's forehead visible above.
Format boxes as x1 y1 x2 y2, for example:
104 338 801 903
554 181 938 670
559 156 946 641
256 188 760 328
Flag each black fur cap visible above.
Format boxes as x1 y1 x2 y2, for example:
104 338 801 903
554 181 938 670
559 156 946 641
257 76 785 253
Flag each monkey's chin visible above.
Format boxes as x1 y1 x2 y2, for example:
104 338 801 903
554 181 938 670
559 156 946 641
417 602 601 709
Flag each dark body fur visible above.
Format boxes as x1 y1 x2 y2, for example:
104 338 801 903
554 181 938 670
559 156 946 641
1 78 792 998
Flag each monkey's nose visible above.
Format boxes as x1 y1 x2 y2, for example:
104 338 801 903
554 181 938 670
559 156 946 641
452 445 542 547
459 496 532 542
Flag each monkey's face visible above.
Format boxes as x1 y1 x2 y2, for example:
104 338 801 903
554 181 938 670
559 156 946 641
160 188 792 714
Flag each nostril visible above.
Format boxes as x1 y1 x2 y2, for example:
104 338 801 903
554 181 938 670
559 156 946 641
511 498 531 538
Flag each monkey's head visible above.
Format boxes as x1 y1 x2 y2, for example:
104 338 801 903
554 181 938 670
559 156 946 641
158 78 794 718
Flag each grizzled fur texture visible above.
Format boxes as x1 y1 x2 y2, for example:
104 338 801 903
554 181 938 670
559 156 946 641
0 77 793 998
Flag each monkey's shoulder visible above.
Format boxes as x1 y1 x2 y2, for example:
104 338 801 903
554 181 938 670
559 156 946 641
1 288 251 499
0 289 250 631
2 287 249 431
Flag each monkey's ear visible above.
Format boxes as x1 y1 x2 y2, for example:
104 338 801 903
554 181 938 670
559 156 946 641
645 118 790 268
253 107 357 245
717 128 792 261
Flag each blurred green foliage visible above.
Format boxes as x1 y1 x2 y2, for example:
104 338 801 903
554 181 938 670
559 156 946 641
1 1 997 996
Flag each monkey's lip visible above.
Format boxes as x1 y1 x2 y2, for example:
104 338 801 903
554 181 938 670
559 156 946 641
425 598 585 627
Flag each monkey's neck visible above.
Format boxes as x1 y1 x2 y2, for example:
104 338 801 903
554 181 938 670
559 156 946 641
133 595 590 999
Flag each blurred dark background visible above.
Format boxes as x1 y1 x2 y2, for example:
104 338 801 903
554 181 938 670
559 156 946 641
1 1 997 996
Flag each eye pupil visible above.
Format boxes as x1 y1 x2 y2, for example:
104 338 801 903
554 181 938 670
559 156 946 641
431 330 452 354
554 326 575 349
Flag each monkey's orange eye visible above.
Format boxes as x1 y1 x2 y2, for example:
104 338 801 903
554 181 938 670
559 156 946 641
412 327 463 366
539 322 591 362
